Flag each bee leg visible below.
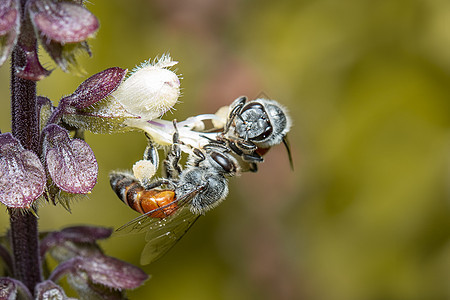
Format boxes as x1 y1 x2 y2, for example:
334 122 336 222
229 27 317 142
223 96 247 135
248 162 258 173
133 133 160 187
143 133 159 167
143 178 176 190
191 148 205 167
163 120 183 179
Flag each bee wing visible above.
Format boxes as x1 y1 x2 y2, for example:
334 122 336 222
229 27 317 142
114 210 162 236
114 185 206 264
140 205 200 265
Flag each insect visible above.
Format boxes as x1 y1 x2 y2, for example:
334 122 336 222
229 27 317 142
110 122 242 265
227 97 291 147
132 96 292 172
202 96 293 172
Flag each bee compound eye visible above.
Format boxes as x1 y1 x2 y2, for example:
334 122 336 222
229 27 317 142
252 122 273 141
210 151 234 173
242 102 264 113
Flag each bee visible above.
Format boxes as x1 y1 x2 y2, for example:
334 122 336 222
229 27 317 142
228 97 291 147
110 123 241 265
132 96 292 172
204 96 293 171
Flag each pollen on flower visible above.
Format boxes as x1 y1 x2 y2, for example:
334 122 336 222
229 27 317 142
111 54 181 121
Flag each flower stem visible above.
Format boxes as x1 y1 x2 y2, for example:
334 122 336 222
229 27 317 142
8 209 42 293
8 0 43 290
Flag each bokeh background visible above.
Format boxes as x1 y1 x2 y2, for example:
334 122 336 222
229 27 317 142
1 0 450 299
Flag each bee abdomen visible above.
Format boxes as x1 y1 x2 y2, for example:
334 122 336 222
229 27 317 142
110 172 145 212
110 172 177 218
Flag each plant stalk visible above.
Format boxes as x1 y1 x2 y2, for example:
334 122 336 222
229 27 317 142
8 0 43 293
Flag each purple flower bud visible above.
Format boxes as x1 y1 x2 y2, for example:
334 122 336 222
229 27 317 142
0 277 33 300
0 0 20 67
49 255 148 297
84 255 149 290
49 239 102 263
34 280 75 300
27 0 99 72
63 67 127 110
40 226 113 257
0 133 45 208
42 124 97 194
29 0 98 43
61 225 113 241
61 67 140 134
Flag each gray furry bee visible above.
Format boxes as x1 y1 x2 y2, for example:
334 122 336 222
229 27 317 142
229 97 291 147
209 96 293 171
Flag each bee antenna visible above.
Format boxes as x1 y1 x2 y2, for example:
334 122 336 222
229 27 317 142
282 136 294 171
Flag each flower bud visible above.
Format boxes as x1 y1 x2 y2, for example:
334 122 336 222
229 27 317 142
0 277 33 300
112 54 181 121
27 0 99 73
60 67 138 134
40 226 113 258
42 124 98 195
0 0 20 67
35 280 75 300
0 133 45 208
49 255 148 298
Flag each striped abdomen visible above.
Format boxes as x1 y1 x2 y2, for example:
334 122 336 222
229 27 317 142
110 172 177 218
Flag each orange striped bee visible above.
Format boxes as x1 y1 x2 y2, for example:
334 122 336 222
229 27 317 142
110 127 241 265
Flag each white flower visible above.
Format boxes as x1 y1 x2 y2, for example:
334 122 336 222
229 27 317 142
111 54 181 121
128 113 225 153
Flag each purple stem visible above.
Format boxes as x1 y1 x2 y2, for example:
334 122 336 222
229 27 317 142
8 0 43 293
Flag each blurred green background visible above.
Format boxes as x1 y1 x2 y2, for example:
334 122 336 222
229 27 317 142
1 0 450 299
